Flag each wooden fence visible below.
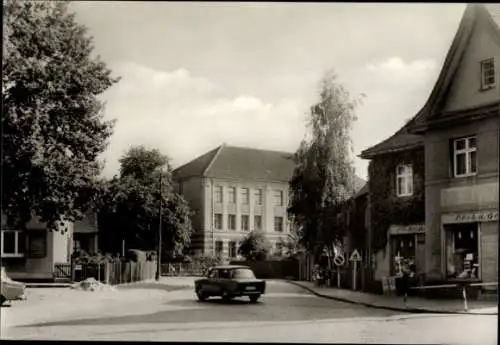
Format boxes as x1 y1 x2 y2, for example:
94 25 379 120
68 261 157 285
161 262 206 276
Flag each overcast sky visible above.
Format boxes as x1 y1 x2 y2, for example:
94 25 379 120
70 2 466 180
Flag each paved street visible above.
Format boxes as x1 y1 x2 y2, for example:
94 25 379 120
2 280 497 344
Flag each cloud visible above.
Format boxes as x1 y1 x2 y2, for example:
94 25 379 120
364 56 438 87
99 62 307 177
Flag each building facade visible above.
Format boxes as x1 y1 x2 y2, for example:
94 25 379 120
173 144 296 259
409 4 499 289
1 212 98 281
360 137 426 282
362 4 499 292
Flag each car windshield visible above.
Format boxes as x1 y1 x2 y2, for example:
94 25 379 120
232 268 255 279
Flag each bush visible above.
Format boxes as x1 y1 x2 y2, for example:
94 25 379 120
238 231 271 261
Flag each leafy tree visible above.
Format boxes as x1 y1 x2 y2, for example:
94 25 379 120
238 231 271 261
2 0 119 231
97 146 194 258
288 70 363 268
276 232 303 258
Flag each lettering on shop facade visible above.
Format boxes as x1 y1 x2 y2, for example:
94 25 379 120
389 224 426 235
442 211 499 224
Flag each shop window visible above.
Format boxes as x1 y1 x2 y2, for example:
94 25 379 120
445 223 479 280
1 230 25 257
391 234 416 276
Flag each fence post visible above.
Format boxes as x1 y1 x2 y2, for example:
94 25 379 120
462 285 468 312
105 262 110 284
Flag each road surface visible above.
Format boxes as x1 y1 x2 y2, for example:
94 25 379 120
2 280 497 344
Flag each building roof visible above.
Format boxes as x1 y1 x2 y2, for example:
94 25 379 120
174 143 366 193
360 4 500 159
173 144 296 182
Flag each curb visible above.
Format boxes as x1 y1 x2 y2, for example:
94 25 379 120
286 280 498 316
26 283 72 288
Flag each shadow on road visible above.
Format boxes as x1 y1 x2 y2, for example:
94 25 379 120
116 282 189 292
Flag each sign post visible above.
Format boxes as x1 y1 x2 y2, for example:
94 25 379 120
349 249 362 291
333 253 345 288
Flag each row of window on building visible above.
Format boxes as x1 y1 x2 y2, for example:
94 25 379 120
395 136 477 197
214 214 285 232
215 186 286 206
214 239 285 258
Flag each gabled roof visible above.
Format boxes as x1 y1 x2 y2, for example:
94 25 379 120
361 4 500 159
173 143 296 182
174 143 366 193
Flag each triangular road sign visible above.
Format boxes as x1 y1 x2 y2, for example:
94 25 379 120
349 249 362 262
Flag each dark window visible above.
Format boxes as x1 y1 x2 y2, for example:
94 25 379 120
241 215 249 231
228 215 236 230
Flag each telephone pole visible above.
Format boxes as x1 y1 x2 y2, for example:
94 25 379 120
156 170 162 281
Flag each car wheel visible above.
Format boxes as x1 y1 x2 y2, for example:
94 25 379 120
221 290 232 302
196 289 207 302
0 295 6 306
249 294 260 303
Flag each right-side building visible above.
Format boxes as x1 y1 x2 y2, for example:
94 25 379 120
362 4 499 292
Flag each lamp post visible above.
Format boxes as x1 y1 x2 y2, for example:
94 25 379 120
156 169 163 281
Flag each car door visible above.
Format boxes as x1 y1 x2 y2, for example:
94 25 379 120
215 269 231 294
204 269 219 294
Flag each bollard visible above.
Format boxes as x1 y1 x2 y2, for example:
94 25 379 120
404 292 408 308
462 286 468 312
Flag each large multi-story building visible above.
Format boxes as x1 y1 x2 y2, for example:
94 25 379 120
173 144 296 259
174 143 365 260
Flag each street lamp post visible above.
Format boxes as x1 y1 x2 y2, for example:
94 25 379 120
156 170 163 281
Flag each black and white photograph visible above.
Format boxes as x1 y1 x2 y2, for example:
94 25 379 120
1 1 498 344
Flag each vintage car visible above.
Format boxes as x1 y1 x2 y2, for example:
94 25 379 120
194 265 266 303
0 267 26 305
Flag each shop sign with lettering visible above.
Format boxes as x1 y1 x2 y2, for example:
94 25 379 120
442 210 499 224
389 224 426 235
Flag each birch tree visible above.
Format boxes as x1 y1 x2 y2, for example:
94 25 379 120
288 70 363 269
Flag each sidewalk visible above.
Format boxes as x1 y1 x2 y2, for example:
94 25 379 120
288 280 498 315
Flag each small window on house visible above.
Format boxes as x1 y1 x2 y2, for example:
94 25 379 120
274 217 284 232
228 241 237 258
1 230 25 257
215 241 223 256
255 189 263 205
274 190 284 206
254 215 262 231
241 188 249 204
396 164 413 197
215 186 223 203
453 136 477 177
228 187 236 203
480 58 495 89
228 214 236 230
241 215 249 231
214 214 223 230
